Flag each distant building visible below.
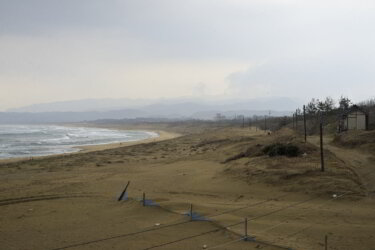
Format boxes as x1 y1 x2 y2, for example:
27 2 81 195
338 105 369 132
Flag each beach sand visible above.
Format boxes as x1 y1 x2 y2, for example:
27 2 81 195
0 124 374 250
76 130 181 153
0 129 180 164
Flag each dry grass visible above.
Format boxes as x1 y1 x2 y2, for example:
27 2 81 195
333 130 375 154
221 128 365 197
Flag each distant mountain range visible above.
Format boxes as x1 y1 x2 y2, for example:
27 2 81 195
1 97 300 124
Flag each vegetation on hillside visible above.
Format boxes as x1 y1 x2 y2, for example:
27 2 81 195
246 96 375 134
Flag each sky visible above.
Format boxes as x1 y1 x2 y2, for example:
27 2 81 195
1 0 375 111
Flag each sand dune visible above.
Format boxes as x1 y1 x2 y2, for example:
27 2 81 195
0 125 374 250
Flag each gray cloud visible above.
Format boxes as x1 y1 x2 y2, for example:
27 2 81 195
227 54 375 102
1 0 375 109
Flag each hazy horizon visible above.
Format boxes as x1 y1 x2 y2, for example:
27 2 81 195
6 96 300 112
1 0 375 111
0 96 298 124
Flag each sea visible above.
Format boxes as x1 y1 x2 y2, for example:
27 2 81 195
0 125 158 159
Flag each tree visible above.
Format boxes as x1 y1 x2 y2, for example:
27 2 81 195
338 96 351 111
323 97 335 112
306 98 318 114
306 97 335 114
317 99 325 112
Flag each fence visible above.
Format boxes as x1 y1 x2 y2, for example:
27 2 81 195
50 182 359 250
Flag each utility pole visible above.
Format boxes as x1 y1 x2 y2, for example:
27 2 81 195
295 109 298 130
264 115 267 131
303 105 307 142
292 113 295 129
320 121 325 172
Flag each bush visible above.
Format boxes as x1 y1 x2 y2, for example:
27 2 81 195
284 144 300 157
262 143 300 157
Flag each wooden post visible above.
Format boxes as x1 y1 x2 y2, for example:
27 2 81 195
244 218 248 241
292 113 295 129
190 204 193 221
242 116 245 128
320 122 325 172
325 235 328 250
143 192 146 206
264 115 267 131
248 118 251 130
295 110 298 130
118 181 130 201
303 105 307 142
255 117 258 131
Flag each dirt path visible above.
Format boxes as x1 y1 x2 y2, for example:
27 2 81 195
309 135 375 196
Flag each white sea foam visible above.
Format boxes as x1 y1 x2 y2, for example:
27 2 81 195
0 125 158 159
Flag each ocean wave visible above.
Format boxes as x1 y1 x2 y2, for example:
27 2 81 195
0 125 158 159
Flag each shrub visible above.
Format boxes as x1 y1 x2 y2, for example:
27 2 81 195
262 143 300 157
284 144 300 157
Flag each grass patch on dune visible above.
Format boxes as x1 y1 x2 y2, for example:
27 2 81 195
262 143 301 157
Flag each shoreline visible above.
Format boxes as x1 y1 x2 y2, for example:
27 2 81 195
0 128 181 164
75 130 181 153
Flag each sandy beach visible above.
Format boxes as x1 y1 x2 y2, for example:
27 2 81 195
0 124 374 250
76 130 181 153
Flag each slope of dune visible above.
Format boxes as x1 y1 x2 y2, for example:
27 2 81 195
333 129 375 154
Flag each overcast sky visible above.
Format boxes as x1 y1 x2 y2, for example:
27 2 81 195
1 0 375 110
